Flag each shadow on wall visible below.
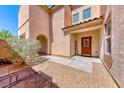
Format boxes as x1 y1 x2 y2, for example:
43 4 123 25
37 34 48 54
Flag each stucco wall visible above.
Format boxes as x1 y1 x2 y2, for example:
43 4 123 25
18 21 29 39
76 30 100 57
71 5 83 11
100 5 107 16
72 5 101 24
99 28 105 61
103 5 124 87
18 5 29 39
70 34 76 56
111 6 124 87
64 5 72 27
18 5 29 28
51 7 71 56
29 5 50 54
100 6 112 67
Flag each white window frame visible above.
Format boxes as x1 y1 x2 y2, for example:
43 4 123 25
82 7 91 20
105 16 111 56
72 13 79 23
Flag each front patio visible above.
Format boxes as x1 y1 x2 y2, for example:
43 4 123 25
63 16 103 57
0 39 118 88
32 55 118 88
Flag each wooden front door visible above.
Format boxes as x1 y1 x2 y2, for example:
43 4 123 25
81 37 92 56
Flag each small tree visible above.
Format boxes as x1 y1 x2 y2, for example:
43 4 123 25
0 29 13 39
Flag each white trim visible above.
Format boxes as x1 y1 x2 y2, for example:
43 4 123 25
72 12 79 23
105 35 111 39
82 7 91 20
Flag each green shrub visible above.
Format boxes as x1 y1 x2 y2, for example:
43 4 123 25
6 38 41 63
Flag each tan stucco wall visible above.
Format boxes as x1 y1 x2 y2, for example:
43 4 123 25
70 34 76 56
99 28 105 61
18 21 29 39
100 5 107 16
29 5 50 54
110 6 124 87
75 30 100 57
102 5 124 87
18 5 29 28
18 5 29 39
51 7 71 56
64 5 72 27
99 6 111 62
72 5 101 24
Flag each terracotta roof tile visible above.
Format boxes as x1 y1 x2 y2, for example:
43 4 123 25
62 16 104 30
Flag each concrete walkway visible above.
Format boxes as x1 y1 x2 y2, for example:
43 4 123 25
32 55 117 87
38 55 101 73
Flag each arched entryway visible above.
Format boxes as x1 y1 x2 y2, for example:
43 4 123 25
37 34 47 54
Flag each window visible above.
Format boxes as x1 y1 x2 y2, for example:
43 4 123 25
83 8 91 19
105 17 111 54
106 37 111 53
73 13 79 23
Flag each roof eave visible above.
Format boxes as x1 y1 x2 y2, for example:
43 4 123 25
63 16 104 32
39 5 63 14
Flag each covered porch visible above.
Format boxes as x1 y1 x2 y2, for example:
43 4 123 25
63 16 104 57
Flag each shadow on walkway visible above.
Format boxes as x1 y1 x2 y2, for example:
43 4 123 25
0 67 58 88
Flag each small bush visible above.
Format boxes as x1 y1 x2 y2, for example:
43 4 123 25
6 38 41 63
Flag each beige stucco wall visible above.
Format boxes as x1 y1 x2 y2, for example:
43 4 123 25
100 5 107 16
29 5 50 54
102 5 124 87
72 5 101 24
75 30 100 57
70 34 76 56
18 5 29 39
18 5 29 28
110 6 124 87
64 5 72 27
51 7 71 56
99 6 110 65
99 28 105 61
18 21 29 39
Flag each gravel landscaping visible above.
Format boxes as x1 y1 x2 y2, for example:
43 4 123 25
32 60 118 88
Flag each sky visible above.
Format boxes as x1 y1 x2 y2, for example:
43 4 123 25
47 5 54 8
0 5 19 36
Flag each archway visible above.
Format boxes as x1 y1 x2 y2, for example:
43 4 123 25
36 35 47 54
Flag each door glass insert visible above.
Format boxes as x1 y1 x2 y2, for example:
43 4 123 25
83 38 89 47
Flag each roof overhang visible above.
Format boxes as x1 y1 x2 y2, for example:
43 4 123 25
63 16 104 33
38 5 63 14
